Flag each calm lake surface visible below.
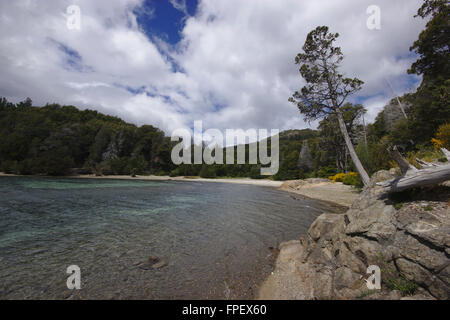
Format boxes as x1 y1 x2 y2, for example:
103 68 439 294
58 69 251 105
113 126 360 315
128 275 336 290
0 176 341 299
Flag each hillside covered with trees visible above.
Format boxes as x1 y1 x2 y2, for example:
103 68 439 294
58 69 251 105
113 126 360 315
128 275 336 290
0 0 448 182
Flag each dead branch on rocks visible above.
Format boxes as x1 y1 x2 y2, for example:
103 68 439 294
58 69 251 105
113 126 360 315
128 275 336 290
377 147 450 193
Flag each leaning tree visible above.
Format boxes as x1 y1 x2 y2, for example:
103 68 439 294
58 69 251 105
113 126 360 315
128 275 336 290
289 26 370 186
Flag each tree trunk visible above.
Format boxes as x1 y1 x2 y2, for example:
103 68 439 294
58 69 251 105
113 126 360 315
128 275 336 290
378 147 450 193
442 148 450 160
385 78 408 119
379 165 450 193
336 110 370 186
386 145 417 175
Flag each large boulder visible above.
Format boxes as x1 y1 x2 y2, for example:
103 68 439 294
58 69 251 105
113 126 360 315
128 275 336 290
308 214 345 242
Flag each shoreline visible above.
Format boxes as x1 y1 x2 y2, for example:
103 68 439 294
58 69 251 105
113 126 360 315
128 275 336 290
0 172 283 188
277 179 360 208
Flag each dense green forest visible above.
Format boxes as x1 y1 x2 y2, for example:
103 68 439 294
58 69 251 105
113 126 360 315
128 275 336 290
0 0 448 181
0 97 319 179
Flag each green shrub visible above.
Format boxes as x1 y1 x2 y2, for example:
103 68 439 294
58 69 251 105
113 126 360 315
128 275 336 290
273 170 299 181
250 166 265 179
107 157 130 175
98 162 113 176
377 254 418 296
199 165 216 178
124 156 148 175
1 160 19 174
169 167 182 177
317 165 336 178
45 155 74 176
386 276 418 296
343 174 357 185
342 173 363 188
16 159 36 175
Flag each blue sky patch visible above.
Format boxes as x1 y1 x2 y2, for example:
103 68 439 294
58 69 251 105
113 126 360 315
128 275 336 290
50 38 93 73
134 0 199 45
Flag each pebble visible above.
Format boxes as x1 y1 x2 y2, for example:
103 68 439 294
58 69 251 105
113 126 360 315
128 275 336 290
152 260 168 270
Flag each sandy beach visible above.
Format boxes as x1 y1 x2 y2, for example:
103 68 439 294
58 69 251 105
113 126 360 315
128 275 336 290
71 174 284 187
278 179 360 208
0 172 283 188
0 172 282 187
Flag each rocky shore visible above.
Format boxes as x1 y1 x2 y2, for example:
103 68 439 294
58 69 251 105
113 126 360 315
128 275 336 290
259 170 450 300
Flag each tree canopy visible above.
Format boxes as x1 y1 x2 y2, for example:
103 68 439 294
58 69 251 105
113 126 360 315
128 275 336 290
289 25 370 186
289 26 364 121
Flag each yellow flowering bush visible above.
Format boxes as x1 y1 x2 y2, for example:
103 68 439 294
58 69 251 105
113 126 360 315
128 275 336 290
328 172 347 182
431 123 450 149
329 172 361 187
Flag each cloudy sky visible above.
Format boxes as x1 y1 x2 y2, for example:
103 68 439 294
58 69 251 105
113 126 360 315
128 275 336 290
0 0 426 135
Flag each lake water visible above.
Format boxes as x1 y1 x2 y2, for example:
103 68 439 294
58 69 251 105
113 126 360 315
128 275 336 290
0 176 341 299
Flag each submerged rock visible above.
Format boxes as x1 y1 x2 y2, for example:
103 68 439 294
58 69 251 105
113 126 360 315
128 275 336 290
152 260 168 270
136 256 167 270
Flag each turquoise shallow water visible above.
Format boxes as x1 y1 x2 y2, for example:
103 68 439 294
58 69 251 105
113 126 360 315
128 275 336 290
0 176 340 299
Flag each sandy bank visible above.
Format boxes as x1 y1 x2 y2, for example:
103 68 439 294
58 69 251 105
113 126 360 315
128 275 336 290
278 178 360 208
0 172 283 188
73 174 285 187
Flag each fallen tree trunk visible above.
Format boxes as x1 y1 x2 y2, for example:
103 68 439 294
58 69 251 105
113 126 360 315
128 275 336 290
378 147 450 193
378 164 450 192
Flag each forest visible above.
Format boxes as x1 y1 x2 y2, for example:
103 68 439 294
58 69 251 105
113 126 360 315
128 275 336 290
0 0 448 183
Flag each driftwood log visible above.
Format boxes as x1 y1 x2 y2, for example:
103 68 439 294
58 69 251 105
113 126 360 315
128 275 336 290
377 146 450 193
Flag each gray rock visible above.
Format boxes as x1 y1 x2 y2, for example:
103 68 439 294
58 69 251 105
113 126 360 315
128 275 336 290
396 258 449 300
387 290 403 300
368 170 397 187
391 232 448 273
258 170 450 300
278 240 303 263
335 242 367 274
345 200 396 240
396 203 450 249
334 266 361 291
308 214 345 242
344 236 382 265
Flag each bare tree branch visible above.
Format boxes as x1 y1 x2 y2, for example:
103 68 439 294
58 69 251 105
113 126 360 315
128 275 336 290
386 145 418 175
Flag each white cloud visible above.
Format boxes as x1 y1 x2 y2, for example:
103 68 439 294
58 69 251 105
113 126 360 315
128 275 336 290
0 0 426 135
169 0 189 16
